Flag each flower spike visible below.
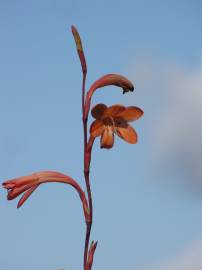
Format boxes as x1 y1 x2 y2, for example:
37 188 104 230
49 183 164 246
2 25 144 270
71 25 87 75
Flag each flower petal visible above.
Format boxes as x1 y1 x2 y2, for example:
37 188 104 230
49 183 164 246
17 185 39 208
106 104 125 117
7 183 36 200
90 120 104 137
91 104 107 119
116 124 138 144
100 126 114 149
117 106 144 122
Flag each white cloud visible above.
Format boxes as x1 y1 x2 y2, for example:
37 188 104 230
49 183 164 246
155 66 202 188
142 241 202 270
129 55 202 190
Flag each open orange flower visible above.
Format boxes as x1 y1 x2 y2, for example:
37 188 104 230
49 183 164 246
90 104 143 149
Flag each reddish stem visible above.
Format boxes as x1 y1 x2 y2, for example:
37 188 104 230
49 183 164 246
82 71 95 270
83 137 94 270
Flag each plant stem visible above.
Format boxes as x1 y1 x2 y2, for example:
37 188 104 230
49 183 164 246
82 73 87 148
82 71 94 270
83 170 92 270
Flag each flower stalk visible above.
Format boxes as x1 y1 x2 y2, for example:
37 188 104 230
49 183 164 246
2 25 143 270
71 25 95 270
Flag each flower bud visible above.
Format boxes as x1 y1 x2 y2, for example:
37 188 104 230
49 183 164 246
71 25 87 74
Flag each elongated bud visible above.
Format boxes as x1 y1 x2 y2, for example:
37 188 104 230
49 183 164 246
84 74 134 119
71 25 87 74
86 241 98 270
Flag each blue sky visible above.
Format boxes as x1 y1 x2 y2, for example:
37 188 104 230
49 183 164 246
0 1 202 270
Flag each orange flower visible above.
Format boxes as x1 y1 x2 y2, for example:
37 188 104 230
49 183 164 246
90 104 143 149
2 171 90 222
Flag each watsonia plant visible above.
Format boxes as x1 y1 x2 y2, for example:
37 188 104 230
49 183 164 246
2 25 144 270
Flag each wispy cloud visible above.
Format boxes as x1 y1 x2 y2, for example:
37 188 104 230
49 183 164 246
129 53 202 191
142 241 202 270
154 67 202 188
